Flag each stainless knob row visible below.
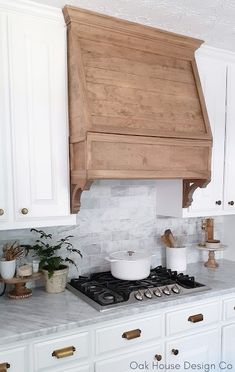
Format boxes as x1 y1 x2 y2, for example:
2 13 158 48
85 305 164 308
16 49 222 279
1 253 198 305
134 285 180 301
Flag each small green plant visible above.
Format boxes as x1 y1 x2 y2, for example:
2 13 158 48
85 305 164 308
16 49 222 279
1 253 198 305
22 228 82 278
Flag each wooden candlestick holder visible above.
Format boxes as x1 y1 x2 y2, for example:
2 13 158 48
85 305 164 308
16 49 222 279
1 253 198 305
0 272 43 299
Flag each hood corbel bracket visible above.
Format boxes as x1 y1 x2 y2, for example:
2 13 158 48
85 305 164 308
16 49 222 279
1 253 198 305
183 179 210 208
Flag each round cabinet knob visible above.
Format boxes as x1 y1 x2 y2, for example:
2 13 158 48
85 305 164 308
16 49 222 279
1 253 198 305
215 200 222 206
172 349 179 356
228 201 234 206
155 354 162 361
21 208 29 215
0 209 4 216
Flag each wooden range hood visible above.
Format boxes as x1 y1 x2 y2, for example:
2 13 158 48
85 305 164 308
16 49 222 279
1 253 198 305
63 6 212 213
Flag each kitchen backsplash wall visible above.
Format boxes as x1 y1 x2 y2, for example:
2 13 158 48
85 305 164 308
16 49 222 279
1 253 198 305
0 180 223 277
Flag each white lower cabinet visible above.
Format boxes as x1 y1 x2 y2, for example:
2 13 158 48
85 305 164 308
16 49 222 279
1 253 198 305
166 329 220 372
222 324 235 368
3 295 235 372
95 344 163 372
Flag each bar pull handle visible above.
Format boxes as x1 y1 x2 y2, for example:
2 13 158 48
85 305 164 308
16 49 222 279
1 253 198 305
122 329 141 340
0 363 10 371
52 346 76 359
188 313 204 323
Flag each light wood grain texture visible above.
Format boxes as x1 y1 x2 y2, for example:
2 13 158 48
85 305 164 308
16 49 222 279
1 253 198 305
63 6 212 213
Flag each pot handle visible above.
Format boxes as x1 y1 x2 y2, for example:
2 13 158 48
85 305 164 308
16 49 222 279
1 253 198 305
105 257 118 263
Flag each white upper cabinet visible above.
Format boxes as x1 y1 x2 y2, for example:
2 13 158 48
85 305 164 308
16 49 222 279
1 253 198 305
185 52 226 216
0 1 76 229
156 46 235 217
223 64 235 212
0 13 13 226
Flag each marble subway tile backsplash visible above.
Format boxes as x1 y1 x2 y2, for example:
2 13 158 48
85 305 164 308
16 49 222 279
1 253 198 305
0 180 223 277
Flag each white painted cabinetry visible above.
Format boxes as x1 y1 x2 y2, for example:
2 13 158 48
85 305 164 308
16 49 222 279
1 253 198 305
166 330 220 372
0 0 76 229
156 46 235 217
1 296 229 372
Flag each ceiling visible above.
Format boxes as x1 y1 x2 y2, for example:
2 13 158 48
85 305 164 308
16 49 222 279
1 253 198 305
30 0 235 52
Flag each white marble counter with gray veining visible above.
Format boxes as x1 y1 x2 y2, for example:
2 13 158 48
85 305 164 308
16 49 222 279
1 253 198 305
0 259 235 345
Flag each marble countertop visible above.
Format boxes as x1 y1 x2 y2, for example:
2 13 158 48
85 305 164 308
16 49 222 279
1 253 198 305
1 259 235 345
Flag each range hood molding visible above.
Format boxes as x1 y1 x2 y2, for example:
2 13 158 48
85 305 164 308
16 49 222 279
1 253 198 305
63 6 212 213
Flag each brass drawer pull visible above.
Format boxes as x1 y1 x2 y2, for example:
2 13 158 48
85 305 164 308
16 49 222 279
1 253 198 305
122 329 141 340
52 346 76 359
155 354 162 361
0 363 10 371
188 313 204 323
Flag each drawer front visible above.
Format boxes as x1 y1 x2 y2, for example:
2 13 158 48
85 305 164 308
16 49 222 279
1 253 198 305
223 297 235 321
166 301 220 336
51 365 91 372
96 314 162 355
96 344 163 372
34 332 89 370
0 346 27 372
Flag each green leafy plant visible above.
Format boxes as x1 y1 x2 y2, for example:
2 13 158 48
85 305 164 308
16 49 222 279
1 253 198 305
21 228 82 278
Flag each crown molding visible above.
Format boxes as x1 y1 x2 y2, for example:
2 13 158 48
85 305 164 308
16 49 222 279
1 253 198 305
0 0 64 23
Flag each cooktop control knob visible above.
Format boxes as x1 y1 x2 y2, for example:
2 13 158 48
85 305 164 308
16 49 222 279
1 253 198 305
135 291 143 301
144 289 152 299
172 285 180 294
162 286 171 295
153 288 162 297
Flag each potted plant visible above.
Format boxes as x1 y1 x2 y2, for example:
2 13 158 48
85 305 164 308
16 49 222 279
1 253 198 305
0 242 24 279
21 228 82 294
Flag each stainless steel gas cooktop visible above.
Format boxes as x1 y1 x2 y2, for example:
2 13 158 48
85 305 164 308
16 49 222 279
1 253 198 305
67 266 210 312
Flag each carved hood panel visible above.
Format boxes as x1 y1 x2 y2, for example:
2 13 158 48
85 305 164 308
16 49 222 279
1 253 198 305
63 6 212 213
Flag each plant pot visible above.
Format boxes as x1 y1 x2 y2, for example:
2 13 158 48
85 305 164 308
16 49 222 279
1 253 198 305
42 266 69 294
0 259 16 279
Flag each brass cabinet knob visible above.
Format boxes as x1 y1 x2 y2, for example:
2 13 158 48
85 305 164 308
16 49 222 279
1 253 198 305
0 362 10 370
122 329 141 340
0 209 4 216
172 349 179 356
215 200 221 205
21 208 29 215
155 354 162 361
52 346 76 359
228 201 234 206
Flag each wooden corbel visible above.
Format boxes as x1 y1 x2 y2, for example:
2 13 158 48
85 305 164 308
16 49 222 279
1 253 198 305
183 179 210 208
70 180 93 214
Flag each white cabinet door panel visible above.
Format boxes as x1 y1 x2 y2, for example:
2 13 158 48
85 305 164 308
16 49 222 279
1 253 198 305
187 54 226 215
166 329 220 372
224 64 235 212
222 324 235 367
8 14 70 220
95 344 163 372
0 13 13 225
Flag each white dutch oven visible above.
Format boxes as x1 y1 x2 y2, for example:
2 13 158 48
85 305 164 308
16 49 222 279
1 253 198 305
105 250 153 280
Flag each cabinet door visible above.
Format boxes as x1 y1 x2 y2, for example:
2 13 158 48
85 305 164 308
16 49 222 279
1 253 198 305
222 324 235 367
8 14 71 221
0 13 13 225
187 54 226 216
95 344 163 372
166 329 220 372
223 64 235 212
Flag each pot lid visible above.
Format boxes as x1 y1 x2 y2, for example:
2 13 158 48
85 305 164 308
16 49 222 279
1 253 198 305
109 250 151 261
